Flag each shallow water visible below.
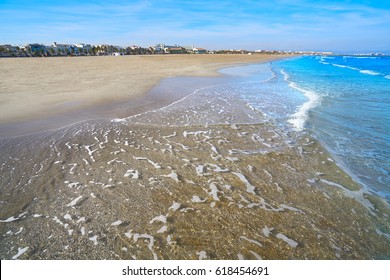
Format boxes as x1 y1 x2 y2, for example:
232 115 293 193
273 56 390 202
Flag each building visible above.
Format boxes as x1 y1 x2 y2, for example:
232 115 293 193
28 43 47 55
75 43 93 55
193 47 207 54
153 43 185 54
52 42 76 55
183 45 195 53
165 46 184 54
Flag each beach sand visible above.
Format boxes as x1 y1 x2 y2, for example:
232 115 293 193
0 54 389 260
0 54 286 137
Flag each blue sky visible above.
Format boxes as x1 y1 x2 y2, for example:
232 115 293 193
1 0 389 52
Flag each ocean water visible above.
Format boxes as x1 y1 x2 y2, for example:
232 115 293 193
228 56 390 202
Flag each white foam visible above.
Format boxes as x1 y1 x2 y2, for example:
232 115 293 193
133 157 161 169
132 233 157 260
157 225 168 233
276 233 298 247
150 215 167 224
359 69 381 76
111 220 122 226
107 157 118 165
385 75 390 80
196 251 208 260
209 143 219 155
77 217 86 223
288 91 320 131
281 68 323 131
232 172 256 194
226 157 239 162
206 163 229 173
249 250 263 260
53 216 64 226
0 216 19 223
280 204 304 214
332 63 359 71
376 228 390 239
240 236 263 247
209 183 220 201
85 144 98 161
320 179 375 212
68 163 77 174
89 235 98 245
111 118 125 123
332 63 347 68
169 202 181 211
67 195 83 207
183 130 208 137
67 182 80 188
331 62 383 77
63 214 72 220
12 247 29 260
195 165 208 176
161 171 180 182
191 196 207 203
13 227 24 235
124 169 139 179
262 226 273 238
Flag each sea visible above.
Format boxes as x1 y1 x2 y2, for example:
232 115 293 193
217 55 390 203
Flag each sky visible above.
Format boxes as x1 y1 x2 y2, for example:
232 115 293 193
1 0 389 52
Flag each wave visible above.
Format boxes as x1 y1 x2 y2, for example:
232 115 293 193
359 69 381 76
332 63 359 70
329 63 386 78
281 69 321 131
385 75 390 80
343 56 379 59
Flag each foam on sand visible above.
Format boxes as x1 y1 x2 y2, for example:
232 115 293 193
232 172 256 194
67 196 83 207
276 233 298 248
12 247 29 260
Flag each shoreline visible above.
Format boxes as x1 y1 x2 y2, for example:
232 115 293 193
0 54 291 138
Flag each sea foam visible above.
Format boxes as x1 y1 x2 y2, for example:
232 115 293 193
282 70 321 131
359 69 381 76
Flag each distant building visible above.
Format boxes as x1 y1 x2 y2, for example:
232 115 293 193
154 43 185 54
153 43 165 54
182 45 194 53
75 43 93 54
28 43 47 54
165 46 184 54
193 47 207 54
52 42 77 55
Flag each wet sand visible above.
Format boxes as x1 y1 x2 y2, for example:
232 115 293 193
0 54 286 138
0 55 389 260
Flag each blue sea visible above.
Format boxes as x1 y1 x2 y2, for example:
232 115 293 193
226 55 390 202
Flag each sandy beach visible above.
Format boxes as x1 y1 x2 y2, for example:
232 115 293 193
0 54 389 260
0 54 287 137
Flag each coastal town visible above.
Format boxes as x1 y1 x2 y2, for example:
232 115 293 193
0 42 332 57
